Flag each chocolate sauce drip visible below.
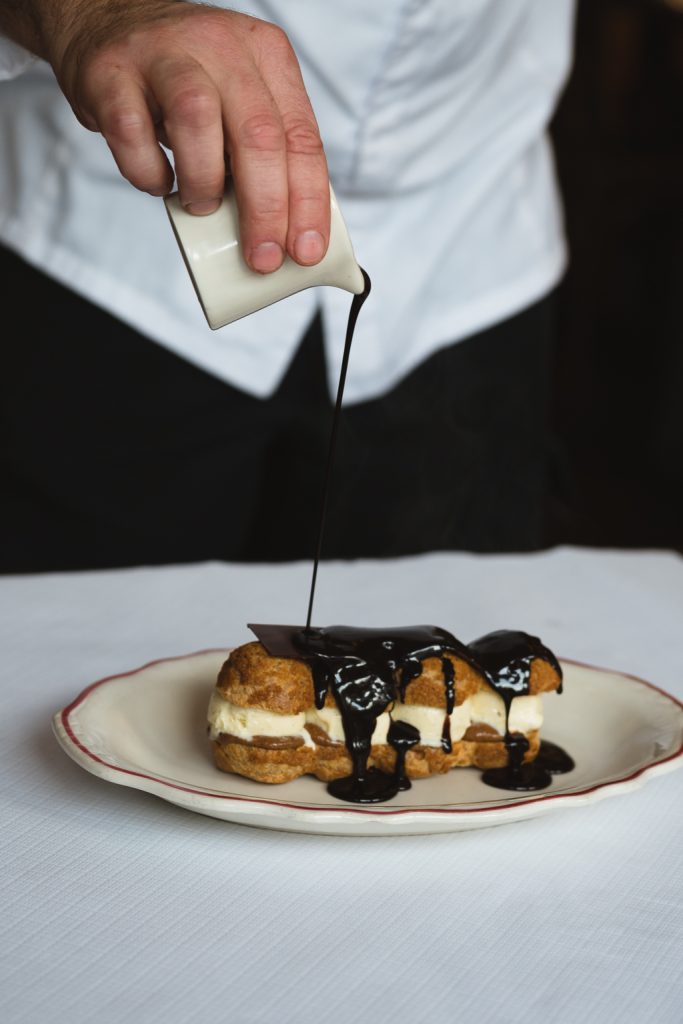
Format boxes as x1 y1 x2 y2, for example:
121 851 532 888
442 656 455 715
388 720 421 791
399 658 425 700
305 644 395 796
469 630 563 792
441 714 452 754
304 270 372 632
439 655 455 752
482 733 553 792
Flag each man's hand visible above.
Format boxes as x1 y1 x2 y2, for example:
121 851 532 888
0 1 330 272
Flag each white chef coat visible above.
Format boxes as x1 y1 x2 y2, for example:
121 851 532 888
0 0 575 403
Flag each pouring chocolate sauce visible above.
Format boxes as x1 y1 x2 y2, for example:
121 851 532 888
304 269 371 632
250 273 573 804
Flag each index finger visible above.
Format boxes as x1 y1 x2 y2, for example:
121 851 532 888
80 68 174 197
150 56 225 215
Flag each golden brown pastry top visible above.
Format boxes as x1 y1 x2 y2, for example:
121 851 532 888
527 656 562 695
217 642 315 714
400 654 484 708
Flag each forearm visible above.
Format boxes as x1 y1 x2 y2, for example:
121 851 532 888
0 1 181 67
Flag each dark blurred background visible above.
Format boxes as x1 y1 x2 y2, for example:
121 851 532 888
549 0 683 551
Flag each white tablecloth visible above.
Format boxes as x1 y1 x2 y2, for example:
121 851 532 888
1 547 682 1024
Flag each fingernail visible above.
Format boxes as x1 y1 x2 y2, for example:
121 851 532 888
185 199 222 215
250 242 284 273
294 230 325 265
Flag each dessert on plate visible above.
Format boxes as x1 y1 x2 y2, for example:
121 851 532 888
207 624 571 803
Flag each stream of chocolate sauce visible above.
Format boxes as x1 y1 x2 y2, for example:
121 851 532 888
304 269 372 631
247 269 573 804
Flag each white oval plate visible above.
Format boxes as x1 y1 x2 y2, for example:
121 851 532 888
52 650 683 836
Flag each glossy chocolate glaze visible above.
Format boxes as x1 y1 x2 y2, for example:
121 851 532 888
249 623 573 803
468 630 569 792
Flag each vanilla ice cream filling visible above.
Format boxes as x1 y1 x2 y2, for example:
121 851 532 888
209 690 544 750
391 693 544 746
391 701 472 746
208 692 315 747
468 691 544 735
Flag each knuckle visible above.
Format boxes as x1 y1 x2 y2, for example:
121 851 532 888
170 86 219 128
289 190 328 211
254 19 290 47
237 112 284 152
261 22 291 52
101 106 148 145
248 196 288 222
284 119 323 157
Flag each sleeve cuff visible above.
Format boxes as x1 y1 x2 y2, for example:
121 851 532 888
0 37 38 82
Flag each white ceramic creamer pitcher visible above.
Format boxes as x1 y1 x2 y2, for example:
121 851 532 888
164 184 364 330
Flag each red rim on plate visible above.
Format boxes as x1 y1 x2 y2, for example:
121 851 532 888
58 650 683 817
